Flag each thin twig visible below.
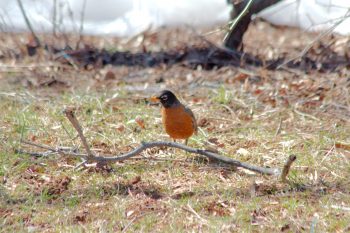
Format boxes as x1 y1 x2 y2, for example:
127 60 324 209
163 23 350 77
20 140 86 158
122 211 159 233
21 140 56 151
277 9 350 69
121 215 144 233
52 0 57 36
0 63 70 69
16 0 40 46
76 0 87 49
15 149 54 157
280 155 297 182
140 157 187 162
274 116 283 137
182 204 208 224
74 159 87 171
293 108 320 122
330 205 350 211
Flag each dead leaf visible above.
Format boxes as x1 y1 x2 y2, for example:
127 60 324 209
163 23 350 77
46 176 71 196
205 201 231 216
198 118 210 127
126 210 135 218
135 116 145 129
104 70 116 80
171 191 195 200
115 123 125 132
74 210 88 223
233 73 249 82
251 209 267 225
281 224 290 232
129 176 141 185
335 142 350 151
208 138 225 148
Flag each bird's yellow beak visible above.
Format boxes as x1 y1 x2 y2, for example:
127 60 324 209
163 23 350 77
150 96 160 102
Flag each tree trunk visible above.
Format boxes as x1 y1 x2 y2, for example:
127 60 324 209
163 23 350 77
224 0 282 50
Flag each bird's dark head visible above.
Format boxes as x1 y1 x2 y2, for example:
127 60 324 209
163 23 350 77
151 90 179 108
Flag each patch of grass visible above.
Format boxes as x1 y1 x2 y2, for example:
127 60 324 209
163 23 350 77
1 85 350 232
211 86 233 105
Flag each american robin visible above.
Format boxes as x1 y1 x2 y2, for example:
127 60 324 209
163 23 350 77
151 90 197 144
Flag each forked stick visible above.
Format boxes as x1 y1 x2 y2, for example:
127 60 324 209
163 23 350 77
19 107 297 178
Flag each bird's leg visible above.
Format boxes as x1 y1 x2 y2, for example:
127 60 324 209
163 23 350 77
184 139 192 159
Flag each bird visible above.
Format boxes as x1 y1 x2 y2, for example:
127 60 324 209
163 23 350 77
151 90 197 145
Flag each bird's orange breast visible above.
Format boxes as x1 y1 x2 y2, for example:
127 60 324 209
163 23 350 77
161 105 195 139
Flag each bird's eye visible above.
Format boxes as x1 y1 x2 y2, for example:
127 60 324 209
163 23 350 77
161 95 168 101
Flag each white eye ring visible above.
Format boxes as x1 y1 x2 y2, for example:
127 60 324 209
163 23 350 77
161 96 168 101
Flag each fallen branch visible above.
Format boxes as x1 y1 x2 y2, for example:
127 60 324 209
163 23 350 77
18 108 298 177
22 139 281 175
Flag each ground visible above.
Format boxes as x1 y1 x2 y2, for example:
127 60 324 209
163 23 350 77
0 21 350 232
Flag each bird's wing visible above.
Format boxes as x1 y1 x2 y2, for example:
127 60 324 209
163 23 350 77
184 106 198 134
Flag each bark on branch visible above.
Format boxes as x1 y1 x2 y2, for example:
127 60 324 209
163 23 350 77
224 0 282 50
64 107 94 159
281 154 297 182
